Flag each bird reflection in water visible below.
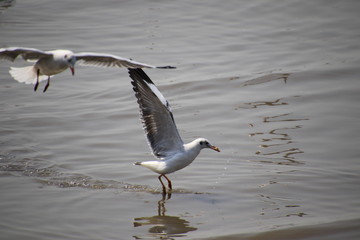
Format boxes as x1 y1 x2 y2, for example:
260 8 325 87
133 193 197 239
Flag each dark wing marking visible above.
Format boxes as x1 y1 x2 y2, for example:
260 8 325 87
0 47 51 61
129 68 183 158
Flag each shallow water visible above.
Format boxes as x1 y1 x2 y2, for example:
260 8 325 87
1 0 360 239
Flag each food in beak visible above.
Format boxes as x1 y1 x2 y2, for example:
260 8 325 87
210 145 220 152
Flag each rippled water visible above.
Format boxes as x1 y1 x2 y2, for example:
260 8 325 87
1 0 360 239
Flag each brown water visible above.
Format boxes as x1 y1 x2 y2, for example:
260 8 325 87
1 0 360 239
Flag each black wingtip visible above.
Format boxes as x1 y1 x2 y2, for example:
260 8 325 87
156 65 176 69
128 68 156 85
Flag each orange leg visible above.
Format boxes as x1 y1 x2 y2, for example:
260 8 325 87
158 174 172 193
163 175 172 190
158 175 167 193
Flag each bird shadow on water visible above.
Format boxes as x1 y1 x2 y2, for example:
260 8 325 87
0 153 203 239
133 193 198 240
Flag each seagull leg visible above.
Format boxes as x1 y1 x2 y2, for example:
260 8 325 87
163 175 172 191
34 69 40 92
43 76 50 92
158 175 167 193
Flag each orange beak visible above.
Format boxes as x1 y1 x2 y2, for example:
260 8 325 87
210 145 220 152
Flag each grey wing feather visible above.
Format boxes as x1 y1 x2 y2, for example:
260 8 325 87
75 52 156 69
75 52 176 69
0 47 51 61
129 68 184 158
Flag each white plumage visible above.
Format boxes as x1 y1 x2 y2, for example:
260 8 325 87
129 68 220 194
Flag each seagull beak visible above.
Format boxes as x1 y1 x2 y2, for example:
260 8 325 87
209 145 220 152
70 66 75 76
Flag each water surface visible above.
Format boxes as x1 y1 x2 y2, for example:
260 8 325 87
1 0 360 239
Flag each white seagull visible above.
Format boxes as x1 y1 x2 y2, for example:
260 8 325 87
129 68 220 193
0 47 175 92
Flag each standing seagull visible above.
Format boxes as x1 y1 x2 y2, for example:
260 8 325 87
0 47 175 92
129 68 220 194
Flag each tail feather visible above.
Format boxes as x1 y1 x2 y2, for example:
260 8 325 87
9 66 47 84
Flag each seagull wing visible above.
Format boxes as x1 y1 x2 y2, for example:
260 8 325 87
75 52 175 69
129 68 184 159
0 47 51 62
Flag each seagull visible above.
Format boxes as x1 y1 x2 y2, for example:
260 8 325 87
0 47 175 92
129 68 220 194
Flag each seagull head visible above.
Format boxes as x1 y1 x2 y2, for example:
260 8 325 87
198 138 220 152
63 51 76 76
52 50 76 75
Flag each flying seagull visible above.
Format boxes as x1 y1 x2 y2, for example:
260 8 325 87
0 47 175 92
129 68 220 194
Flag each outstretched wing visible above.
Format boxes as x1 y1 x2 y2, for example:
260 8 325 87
129 68 184 159
75 52 175 69
0 47 51 62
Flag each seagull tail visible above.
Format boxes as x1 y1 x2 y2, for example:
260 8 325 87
9 66 46 84
133 162 142 166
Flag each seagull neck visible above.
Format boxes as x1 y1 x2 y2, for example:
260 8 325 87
183 141 202 155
